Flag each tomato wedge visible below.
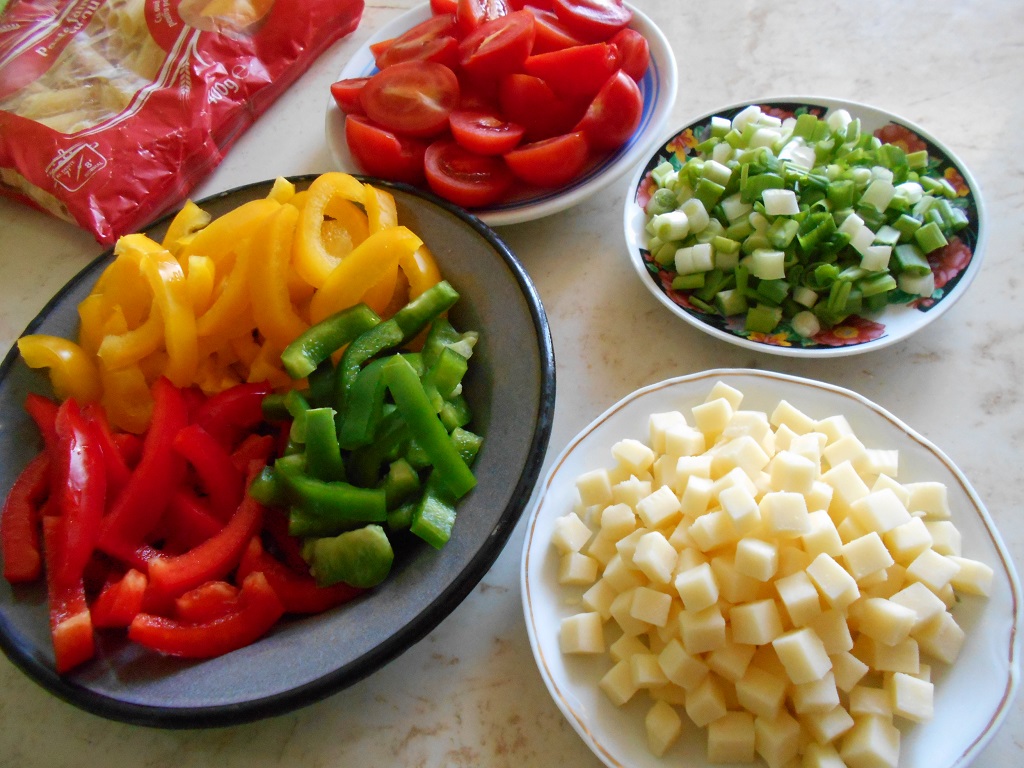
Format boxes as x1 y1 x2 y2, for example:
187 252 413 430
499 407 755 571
458 9 536 80
450 110 525 155
330 77 369 114
360 61 461 138
610 27 649 81
504 131 589 187
374 13 461 70
498 73 587 141
345 115 429 185
430 0 459 13
525 6 585 53
424 140 515 208
551 0 632 43
456 0 510 35
522 42 620 98
574 69 643 150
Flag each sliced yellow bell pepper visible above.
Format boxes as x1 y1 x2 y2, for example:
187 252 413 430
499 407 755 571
137 245 198 387
400 245 443 299
266 177 296 204
162 200 212 256
178 198 280 268
186 255 217 316
293 172 368 288
250 203 309 349
96 303 164 370
99 362 153 433
195 234 255 339
17 335 102 404
307 226 424 324
364 182 398 232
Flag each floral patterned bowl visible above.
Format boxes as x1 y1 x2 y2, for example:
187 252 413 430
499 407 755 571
623 97 986 357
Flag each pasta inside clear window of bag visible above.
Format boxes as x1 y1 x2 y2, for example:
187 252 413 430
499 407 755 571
0 0 364 243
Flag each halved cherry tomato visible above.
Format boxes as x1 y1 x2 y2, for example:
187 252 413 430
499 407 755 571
610 27 649 81
345 115 428 184
551 0 632 42
450 110 525 155
458 9 535 80
498 73 587 141
424 139 515 208
574 69 643 150
430 0 459 14
360 61 461 138
522 42 620 98
504 131 589 187
509 0 551 8
330 77 369 114
525 6 585 53
456 0 510 35
374 14 461 70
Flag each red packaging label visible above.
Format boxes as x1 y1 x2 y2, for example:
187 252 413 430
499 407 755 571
0 0 364 243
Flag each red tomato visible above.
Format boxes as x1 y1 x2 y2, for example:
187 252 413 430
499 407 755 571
430 0 459 14
360 61 461 137
551 0 632 42
450 110 525 155
458 9 536 80
374 14 461 70
424 140 515 208
345 115 429 184
574 69 643 150
522 42 620 98
509 0 551 8
504 131 589 187
330 78 368 114
525 6 585 53
610 27 649 81
498 73 586 141
456 0 510 34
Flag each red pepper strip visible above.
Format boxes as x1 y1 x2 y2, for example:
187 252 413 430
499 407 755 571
100 540 161 573
91 568 147 628
1 452 49 582
42 517 95 673
97 378 188 558
53 399 108 589
194 381 273 445
238 536 363 614
173 580 240 623
172 423 245 521
163 490 224 551
230 434 275 474
112 432 143 467
81 402 131 499
262 508 311 573
147 468 265 598
128 571 283 658
24 393 59 454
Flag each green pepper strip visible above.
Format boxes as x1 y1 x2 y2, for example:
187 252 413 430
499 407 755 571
303 407 346 482
382 355 476 500
280 304 382 380
275 457 387 524
337 357 390 450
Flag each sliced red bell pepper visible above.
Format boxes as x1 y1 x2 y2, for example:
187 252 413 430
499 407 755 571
162 489 224 551
91 568 148 628
230 433 276 474
23 392 59 455
81 402 131 498
194 381 273 446
43 517 94 672
172 423 244 521
1 452 49 582
262 507 310 573
147 469 265 597
128 571 284 658
52 398 108 589
237 536 364 614
173 580 240 623
112 432 143 467
97 377 188 559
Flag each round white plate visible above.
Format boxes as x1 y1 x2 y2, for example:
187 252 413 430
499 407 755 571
522 368 1020 768
624 97 987 357
325 2 677 226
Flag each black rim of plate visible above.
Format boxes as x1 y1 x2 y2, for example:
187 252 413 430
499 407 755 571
0 174 557 728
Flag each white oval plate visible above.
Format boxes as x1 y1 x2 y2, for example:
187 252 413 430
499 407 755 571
326 2 677 226
521 368 1020 768
624 97 987 357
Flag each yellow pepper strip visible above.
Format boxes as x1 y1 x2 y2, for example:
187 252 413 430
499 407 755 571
161 200 212 256
293 172 367 288
177 198 280 268
361 260 401 317
90 250 151 329
17 335 103 404
186 255 216 316
324 196 370 246
247 338 292 389
77 294 111 357
266 176 296 204
307 226 424 325
96 302 164 370
288 190 309 210
99 362 153 434
138 248 198 388
194 235 255 339
250 204 309 349
363 182 398 232
399 244 443 299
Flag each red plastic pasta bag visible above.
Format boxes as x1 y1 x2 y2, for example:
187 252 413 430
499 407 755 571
0 0 364 244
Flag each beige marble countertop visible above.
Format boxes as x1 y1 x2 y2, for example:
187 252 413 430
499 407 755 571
1 0 1021 765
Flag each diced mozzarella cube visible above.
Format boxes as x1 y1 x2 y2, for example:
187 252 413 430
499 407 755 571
648 410 687 454
631 585 673 627
679 604 727 655
888 581 947 629
849 685 893 718
775 569 824 627
609 632 648 662
559 612 605 654
913 610 965 664
883 517 934 564
731 598 785 646
685 673 728 727
599 502 637 540
707 710 756 763
612 438 656 474
612 474 652 507
806 553 860 610
831 651 870 693
839 714 901 768
807 609 854 655
754 709 803 768
801 510 844 559
769 449 819 494
636 485 682 529
735 538 780 582
633 530 678 584
576 468 612 506
904 481 951 519
559 552 599 585
858 597 917 647
665 423 706 457
600 658 640 706
905 548 960 593
760 491 812 538
707 639 757 682
674 561 719 612
924 520 962 556
736 665 788 720
679 475 714 518
948 555 994 596
658 637 709 689
692 397 734 439
631 652 669 688
842 531 896 581
802 741 848 768
645 699 682 757
551 512 593 553
792 670 841 715
773 627 833 685
886 672 934 723
851 488 913 535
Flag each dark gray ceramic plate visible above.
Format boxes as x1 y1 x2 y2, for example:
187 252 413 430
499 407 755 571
0 175 556 728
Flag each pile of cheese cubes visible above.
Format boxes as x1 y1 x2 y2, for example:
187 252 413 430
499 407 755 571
551 381 992 767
